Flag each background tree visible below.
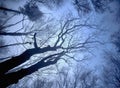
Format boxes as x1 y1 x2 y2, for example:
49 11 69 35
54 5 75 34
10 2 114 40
10 65 98 88
73 0 113 15
0 2 43 21
102 30 120 88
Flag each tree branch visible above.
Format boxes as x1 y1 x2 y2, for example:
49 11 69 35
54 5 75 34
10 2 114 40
33 33 38 48
0 7 21 14
0 42 31 49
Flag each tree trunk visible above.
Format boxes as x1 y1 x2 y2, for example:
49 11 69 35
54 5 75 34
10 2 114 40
0 46 60 87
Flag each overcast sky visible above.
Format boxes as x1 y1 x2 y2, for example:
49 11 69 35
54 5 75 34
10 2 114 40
0 0 120 87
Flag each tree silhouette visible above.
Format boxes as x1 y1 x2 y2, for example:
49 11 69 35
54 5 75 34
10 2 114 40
0 2 43 21
0 0 103 88
0 16 98 87
73 0 113 15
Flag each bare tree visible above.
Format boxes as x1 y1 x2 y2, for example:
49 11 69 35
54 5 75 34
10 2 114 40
112 30 120 52
0 2 43 21
73 0 92 15
33 78 54 88
54 65 98 88
0 16 98 87
102 52 120 88
33 0 64 8
10 60 99 88
0 0 103 87
73 0 113 15
102 30 120 88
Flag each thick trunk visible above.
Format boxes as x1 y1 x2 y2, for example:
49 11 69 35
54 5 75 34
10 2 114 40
0 60 57 88
0 51 62 88
0 46 57 75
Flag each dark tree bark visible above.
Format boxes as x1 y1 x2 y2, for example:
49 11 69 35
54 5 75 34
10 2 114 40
0 46 58 75
0 51 64 88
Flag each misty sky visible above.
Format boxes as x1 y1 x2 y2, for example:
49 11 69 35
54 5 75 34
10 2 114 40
0 0 120 88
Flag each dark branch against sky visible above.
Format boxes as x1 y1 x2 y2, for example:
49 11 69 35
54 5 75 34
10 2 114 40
0 0 120 88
